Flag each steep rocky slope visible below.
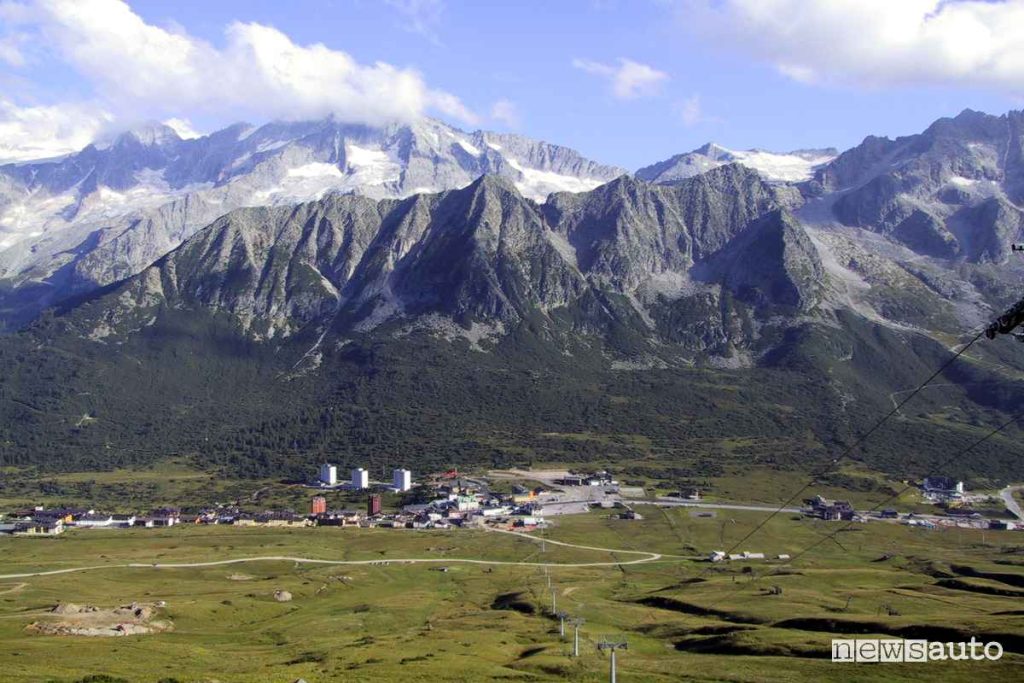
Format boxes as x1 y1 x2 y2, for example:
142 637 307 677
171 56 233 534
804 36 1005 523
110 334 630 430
82 166 819 362
0 117 623 329
2 110 1024 481
805 109 1024 263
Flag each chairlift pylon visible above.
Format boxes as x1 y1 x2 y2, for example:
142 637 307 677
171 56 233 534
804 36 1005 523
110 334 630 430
985 296 1024 341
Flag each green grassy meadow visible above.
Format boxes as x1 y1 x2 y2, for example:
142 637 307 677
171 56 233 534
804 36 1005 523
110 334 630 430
0 505 1022 682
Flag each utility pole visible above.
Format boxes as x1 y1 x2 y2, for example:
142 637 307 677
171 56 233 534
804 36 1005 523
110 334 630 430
598 640 628 683
569 617 585 657
555 611 568 637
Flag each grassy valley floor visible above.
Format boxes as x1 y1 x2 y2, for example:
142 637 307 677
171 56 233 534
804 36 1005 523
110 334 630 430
0 506 1021 682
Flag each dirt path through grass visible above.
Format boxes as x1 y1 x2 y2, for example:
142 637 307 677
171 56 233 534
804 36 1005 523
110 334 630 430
0 529 667 580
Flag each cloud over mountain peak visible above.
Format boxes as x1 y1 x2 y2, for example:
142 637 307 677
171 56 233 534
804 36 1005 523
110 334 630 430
0 0 477 161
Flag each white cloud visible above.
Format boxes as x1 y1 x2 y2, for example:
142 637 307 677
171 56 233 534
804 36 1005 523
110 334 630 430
572 57 669 99
0 99 111 162
0 35 25 66
39 0 476 124
0 0 478 160
490 99 520 128
678 94 703 126
0 2 36 67
162 117 201 140
0 0 35 23
426 90 479 126
385 0 445 45
688 0 1024 94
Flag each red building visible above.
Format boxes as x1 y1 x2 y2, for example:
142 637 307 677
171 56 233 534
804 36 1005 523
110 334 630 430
367 494 382 516
311 496 327 515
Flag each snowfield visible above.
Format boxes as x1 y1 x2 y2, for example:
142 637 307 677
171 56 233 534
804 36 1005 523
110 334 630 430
0 116 622 286
727 149 835 182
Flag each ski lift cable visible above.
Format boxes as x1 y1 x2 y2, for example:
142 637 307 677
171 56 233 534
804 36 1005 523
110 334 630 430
787 408 1024 564
690 292 1024 607
701 408 1024 612
716 326 988 560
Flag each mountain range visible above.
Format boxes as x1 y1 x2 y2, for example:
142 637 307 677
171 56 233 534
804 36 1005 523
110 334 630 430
0 117 623 329
2 108 1024 483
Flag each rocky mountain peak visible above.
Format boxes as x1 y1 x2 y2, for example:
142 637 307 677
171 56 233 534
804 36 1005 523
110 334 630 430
810 107 1024 263
463 172 522 196
76 166 815 349
707 208 824 312
692 142 733 159
104 122 184 150
638 143 835 185
0 115 624 329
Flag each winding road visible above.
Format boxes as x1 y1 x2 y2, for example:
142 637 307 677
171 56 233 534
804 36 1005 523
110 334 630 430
0 528 668 581
1001 486 1024 521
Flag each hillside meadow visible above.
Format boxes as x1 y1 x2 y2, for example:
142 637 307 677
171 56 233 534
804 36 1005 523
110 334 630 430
0 506 1021 682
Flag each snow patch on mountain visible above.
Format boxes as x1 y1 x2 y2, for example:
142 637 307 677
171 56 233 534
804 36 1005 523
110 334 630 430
236 125 258 141
0 192 76 248
728 149 835 182
0 115 624 316
402 186 442 197
456 139 481 156
948 175 980 188
638 143 836 184
344 144 401 187
287 162 344 179
505 158 606 201
256 139 290 154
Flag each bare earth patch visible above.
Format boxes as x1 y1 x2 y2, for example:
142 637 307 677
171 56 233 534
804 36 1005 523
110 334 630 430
27 602 172 637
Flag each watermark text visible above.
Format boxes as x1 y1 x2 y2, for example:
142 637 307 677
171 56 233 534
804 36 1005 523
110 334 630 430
832 638 1003 663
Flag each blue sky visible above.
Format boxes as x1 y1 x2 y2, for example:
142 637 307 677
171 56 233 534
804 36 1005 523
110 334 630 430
1 0 1021 167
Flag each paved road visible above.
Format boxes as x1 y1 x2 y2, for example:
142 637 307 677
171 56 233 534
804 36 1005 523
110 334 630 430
1001 486 1024 521
537 493 803 516
0 529 665 581
629 497 803 514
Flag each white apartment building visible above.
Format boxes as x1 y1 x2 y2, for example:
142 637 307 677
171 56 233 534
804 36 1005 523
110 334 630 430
393 468 412 492
351 467 369 489
319 463 337 486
